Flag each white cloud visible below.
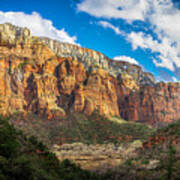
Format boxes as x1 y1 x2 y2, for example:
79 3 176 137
172 76 178 82
126 31 178 71
149 0 180 41
77 0 149 22
78 0 180 73
113 55 139 65
98 21 123 35
0 11 77 44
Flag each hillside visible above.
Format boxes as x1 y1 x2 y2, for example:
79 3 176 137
2 114 179 179
98 120 180 180
10 111 155 146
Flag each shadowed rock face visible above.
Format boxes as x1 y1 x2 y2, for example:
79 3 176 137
119 83 180 125
0 23 180 125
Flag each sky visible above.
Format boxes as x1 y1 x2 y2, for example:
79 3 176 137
0 0 180 82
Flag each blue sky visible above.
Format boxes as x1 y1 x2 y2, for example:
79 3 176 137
0 0 180 82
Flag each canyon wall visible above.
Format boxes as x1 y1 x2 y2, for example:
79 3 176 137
0 23 179 125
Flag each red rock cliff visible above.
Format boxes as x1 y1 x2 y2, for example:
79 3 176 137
0 23 180 126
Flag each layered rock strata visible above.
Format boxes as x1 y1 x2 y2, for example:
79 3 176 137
0 23 180 125
41 37 155 86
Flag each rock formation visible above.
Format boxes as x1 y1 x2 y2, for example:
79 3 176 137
40 37 155 86
0 23 180 125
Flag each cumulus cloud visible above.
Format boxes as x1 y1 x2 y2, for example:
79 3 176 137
0 11 77 44
77 0 149 21
149 0 180 41
98 21 123 35
113 55 139 65
77 0 180 75
126 31 178 71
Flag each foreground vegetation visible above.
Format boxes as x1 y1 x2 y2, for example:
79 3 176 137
0 116 102 180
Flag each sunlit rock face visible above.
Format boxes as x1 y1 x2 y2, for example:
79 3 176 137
0 23 120 118
40 37 155 86
0 23 179 125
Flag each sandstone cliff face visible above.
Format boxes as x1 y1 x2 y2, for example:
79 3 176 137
0 23 180 125
74 68 119 117
0 23 120 118
119 83 180 125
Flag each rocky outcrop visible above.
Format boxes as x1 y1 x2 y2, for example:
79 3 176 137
0 23 32 45
0 23 180 125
